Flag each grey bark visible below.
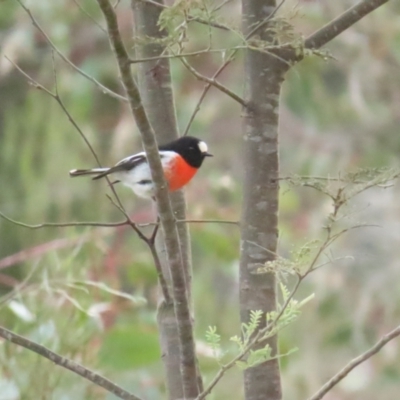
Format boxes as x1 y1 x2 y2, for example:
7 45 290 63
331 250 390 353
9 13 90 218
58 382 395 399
240 1 289 399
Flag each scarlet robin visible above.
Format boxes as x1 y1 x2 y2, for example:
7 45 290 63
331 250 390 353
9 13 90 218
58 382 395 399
69 136 212 198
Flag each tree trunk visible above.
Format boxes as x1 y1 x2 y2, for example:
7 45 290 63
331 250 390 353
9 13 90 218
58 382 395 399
240 1 289 399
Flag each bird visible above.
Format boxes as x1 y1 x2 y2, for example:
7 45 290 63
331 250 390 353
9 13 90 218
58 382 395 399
69 136 213 199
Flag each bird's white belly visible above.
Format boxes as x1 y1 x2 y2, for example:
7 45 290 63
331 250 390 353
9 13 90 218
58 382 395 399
114 152 176 199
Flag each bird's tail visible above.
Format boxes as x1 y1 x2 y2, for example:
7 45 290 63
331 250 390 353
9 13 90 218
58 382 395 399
69 168 109 179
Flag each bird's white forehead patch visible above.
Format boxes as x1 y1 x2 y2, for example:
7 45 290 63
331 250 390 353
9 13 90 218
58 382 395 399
198 141 208 153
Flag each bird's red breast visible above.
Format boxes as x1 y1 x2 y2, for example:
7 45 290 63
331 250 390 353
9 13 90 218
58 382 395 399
165 154 198 192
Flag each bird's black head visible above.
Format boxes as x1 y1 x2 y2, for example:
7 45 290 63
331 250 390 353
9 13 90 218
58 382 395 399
160 136 213 168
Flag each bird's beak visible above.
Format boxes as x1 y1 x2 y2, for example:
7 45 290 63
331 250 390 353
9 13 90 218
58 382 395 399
204 152 213 157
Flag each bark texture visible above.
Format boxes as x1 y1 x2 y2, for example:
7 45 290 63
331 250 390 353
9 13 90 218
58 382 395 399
240 1 289 399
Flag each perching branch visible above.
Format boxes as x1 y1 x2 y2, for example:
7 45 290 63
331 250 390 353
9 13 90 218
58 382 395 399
96 0 200 397
305 0 390 50
308 324 400 400
0 326 143 400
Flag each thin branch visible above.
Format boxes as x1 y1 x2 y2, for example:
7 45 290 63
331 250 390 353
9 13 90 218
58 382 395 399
14 0 127 102
187 15 231 31
6 55 103 167
96 0 200 396
73 0 107 33
305 0 390 50
0 326 143 400
129 47 238 64
180 56 247 107
137 0 167 9
183 55 234 136
176 219 239 225
245 0 286 39
148 242 172 304
0 211 128 230
0 211 239 230
308 324 400 400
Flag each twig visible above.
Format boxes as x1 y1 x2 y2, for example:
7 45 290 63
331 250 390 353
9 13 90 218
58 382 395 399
0 326 143 400
308 324 400 400
305 0 390 51
14 0 127 102
6 55 103 167
245 0 286 39
187 15 230 31
180 56 247 107
129 47 238 64
0 211 128 230
0 210 239 230
73 0 107 33
213 0 233 12
177 219 239 225
137 0 167 9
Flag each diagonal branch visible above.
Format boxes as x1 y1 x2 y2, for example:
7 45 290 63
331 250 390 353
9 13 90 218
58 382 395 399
96 0 200 397
308 324 400 400
180 56 247 107
0 326 143 400
14 0 127 102
305 0 390 50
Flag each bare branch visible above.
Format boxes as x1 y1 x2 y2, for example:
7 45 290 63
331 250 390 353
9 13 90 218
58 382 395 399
14 0 127 102
180 56 247 107
308 324 400 400
0 211 128 230
187 15 231 31
72 0 107 33
96 1 200 396
137 0 167 8
6 55 103 167
0 326 143 400
305 0 390 50
128 47 237 64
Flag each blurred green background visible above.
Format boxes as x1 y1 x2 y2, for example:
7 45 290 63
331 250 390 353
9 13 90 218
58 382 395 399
1 1 400 399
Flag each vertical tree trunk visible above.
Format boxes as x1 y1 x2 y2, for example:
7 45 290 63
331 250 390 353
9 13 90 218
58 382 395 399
131 1 193 398
240 1 289 399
